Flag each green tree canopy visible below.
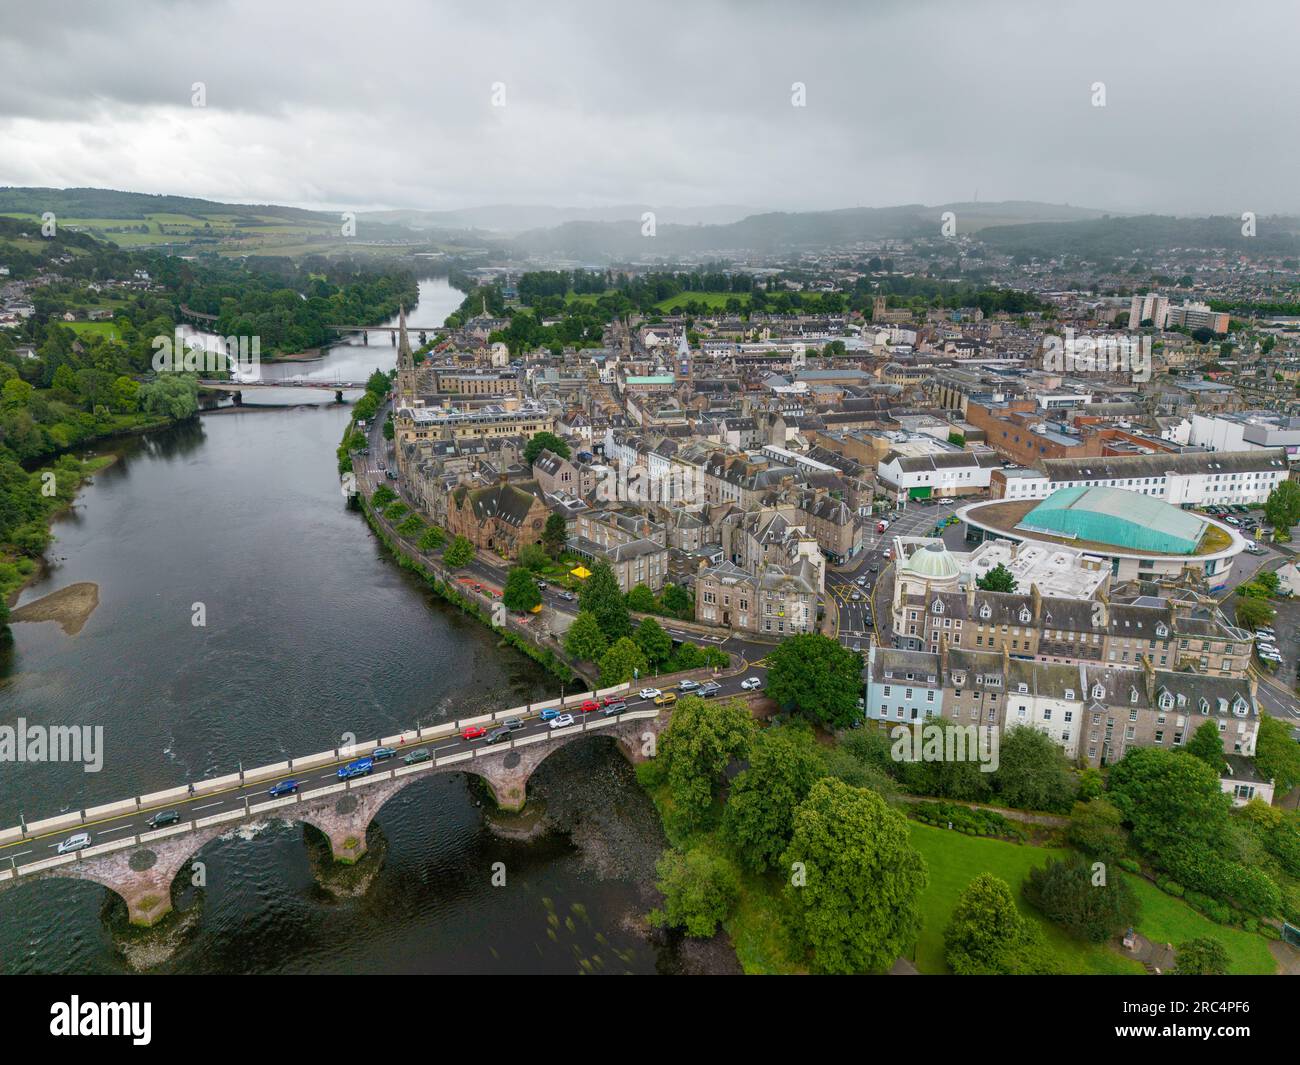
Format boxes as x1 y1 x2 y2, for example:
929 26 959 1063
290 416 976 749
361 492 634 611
599 636 648 686
442 535 475 569
633 616 672 665
764 633 863 728
579 559 630 640
523 431 571 466
647 847 741 938
1185 721 1226 769
1024 856 1138 943
976 562 1017 593
723 723 825 873
502 566 542 612
944 873 1052 974
1173 937 1230 975
563 610 608 662
660 696 756 833
782 777 928 974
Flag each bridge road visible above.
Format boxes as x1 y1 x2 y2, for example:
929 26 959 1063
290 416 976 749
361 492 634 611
0 672 768 874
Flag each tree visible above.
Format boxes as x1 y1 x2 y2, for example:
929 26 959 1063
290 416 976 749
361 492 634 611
563 610 608 662
660 582 692 618
1255 714 1300 795
647 847 740 938
1173 937 1230 975
994 725 1075 812
1108 747 1231 860
442 535 475 569
764 633 863 728
944 873 1052 974
523 431 571 466
633 616 672 665
723 723 825 872
782 778 928 974
1264 480 1300 541
542 511 568 558
625 583 658 613
517 542 549 572
417 525 446 552
599 636 648 685
1234 593 1275 630
1024 856 1138 943
371 483 396 507
660 696 756 832
1185 721 1226 769
502 566 542 612
976 563 1017 593
578 559 630 640
138 374 199 420
1067 798 1128 864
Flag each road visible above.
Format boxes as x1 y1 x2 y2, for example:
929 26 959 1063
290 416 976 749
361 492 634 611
824 500 955 650
0 669 769 873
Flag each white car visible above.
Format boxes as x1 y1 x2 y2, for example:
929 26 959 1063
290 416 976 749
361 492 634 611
56 832 92 855
740 677 762 691
639 687 661 700
549 713 575 729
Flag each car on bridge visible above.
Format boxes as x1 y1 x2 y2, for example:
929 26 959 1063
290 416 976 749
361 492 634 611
549 713 576 729
337 758 374 780
484 726 511 745
403 748 431 765
145 810 181 829
268 779 299 797
580 699 600 713
654 691 677 706
602 701 627 715
461 725 487 740
540 708 561 721
678 679 701 692
372 747 397 761
56 832 92 855
503 717 525 731
639 687 662 700
699 681 722 698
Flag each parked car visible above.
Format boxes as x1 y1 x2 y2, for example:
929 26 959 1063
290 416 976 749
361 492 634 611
580 699 600 713
145 810 181 829
56 832 92 855
699 681 722 698
740 677 762 691
678 679 701 692
654 691 678 706
550 713 576 729
337 758 374 781
372 746 397 761
540 708 561 721
461 725 487 740
602 701 627 716
403 748 431 765
484 727 511 744
502 717 524 731
268 779 299 797
639 687 662 700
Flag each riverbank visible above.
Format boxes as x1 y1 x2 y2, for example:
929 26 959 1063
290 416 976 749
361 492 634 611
2 452 120 610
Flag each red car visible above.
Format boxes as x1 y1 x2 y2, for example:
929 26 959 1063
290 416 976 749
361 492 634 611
580 700 600 713
461 725 487 740
601 695 622 707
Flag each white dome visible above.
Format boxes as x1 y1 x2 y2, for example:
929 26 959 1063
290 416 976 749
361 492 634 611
902 542 960 581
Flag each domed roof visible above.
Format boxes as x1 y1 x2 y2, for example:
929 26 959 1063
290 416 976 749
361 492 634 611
901 542 960 581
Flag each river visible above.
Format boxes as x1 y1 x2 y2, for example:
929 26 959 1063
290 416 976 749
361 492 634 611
0 278 688 974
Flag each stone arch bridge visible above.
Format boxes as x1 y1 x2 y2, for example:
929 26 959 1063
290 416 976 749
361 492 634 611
0 686 666 927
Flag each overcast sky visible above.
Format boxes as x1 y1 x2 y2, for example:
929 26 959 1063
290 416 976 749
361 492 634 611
1 0 1296 217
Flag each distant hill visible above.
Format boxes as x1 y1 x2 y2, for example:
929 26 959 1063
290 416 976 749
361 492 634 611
0 186 337 224
975 214 1300 258
361 203 761 233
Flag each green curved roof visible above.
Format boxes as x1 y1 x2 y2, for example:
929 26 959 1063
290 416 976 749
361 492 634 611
902 542 961 580
1018 486 1207 555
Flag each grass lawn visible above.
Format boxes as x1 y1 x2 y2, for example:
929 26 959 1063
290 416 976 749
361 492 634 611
63 321 121 340
654 291 748 312
1123 876 1277 975
908 822 1144 974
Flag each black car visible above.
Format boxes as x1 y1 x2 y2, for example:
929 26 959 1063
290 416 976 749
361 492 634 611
699 682 722 698
484 727 511 745
372 746 397 761
145 810 181 828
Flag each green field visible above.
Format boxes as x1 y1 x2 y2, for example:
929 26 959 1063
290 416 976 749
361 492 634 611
62 321 122 340
654 291 748 312
907 822 1277 975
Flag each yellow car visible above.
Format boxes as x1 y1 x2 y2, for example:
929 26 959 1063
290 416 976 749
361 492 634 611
654 691 678 707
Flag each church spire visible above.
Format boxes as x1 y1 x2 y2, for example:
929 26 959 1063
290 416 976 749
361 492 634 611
397 303 411 363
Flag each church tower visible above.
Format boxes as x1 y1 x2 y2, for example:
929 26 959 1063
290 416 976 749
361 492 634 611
395 304 418 407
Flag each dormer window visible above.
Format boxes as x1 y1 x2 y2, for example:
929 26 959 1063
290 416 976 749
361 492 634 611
1092 684 1105 700
1064 689 1075 701
1233 698 1248 717
979 603 992 620
1018 607 1031 624
1159 692 1174 710
1198 697 1209 715
932 599 944 615
1017 682 1028 694
1156 623 1168 638
1130 688 1139 704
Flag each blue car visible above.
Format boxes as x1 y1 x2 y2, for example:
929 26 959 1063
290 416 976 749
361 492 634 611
337 758 374 781
268 779 299 797
540 708 560 721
